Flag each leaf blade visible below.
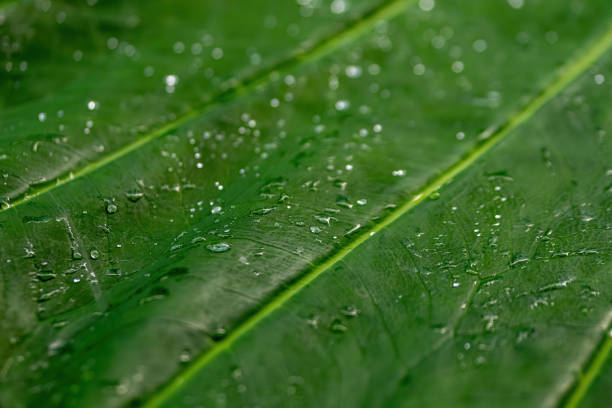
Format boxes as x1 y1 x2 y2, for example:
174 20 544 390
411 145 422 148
1 1 612 407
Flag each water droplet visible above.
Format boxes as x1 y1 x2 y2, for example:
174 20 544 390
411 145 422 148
179 350 191 362
125 190 144 202
452 61 464 73
37 272 56 281
173 41 185 54
207 242 231 253
48 339 66 356
344 224 361 236
211 206 222 215
38 112 47 122
341 306 359 318
345 65 362 78
418 0 435 12
107 37 118 49
473 39 487 53
164 74 179 93
165 74 179 87
357 198 367 206
335 100 350 111
330 0 347 14
310 226 322 234
211 47 224 60
507 0 524 9
24 243 36 258
212 327 227 341
314 215 332 225
90 248 100 259
251 208 274 216
106 203 118 214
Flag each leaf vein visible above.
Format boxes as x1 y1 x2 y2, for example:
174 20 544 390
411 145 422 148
142 17 612 408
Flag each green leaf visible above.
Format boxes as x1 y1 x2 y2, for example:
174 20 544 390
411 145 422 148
1 0 611 407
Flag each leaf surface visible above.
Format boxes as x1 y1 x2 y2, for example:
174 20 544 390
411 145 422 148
0 0 611 407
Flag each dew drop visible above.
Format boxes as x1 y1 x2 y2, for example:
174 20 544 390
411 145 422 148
106 203 118 214
164 74 179 87
335 100 350 111
310 226 322 234
179 350 191 362
473 39 487 53
125 190 144 202
90 248 100 259
173 41 185 54
211 47 224 60
418 0 435 12
37 272 56 282
212 327 227 341
452 61 464 73
330 0 347 14
341 306 359 318
207 242 231 253
251 208 274 216
345 65 362 78
507 0 524 9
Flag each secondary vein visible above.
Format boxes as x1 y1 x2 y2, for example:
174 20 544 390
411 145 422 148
142 16 612 408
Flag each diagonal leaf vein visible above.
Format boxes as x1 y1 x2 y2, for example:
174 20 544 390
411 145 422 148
142 16 612 408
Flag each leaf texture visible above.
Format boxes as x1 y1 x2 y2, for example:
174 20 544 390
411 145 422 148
0 0 611 407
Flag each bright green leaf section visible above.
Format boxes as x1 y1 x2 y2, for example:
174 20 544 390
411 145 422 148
160 48 612 408
0 0 611 407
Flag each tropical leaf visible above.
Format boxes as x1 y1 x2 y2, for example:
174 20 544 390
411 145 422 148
1 0 611 407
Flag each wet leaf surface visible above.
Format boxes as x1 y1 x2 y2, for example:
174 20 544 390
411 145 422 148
1 0 611 407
